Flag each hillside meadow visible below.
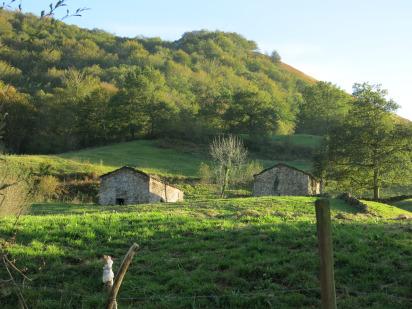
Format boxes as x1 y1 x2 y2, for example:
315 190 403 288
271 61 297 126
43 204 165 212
3 137 315 178
0 197 411 308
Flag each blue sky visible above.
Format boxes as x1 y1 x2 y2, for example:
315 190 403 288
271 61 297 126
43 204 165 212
23 0 412 120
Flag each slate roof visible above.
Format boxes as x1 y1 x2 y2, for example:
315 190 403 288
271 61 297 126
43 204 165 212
99 166 150 179
99 166 181 190
253 163 318 181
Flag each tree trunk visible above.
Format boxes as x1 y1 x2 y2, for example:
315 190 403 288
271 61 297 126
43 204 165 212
373 169 380 200
220 166 230 198
149 113 155 138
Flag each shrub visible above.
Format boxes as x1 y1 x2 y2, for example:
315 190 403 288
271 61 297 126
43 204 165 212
37 175 60 201
58 179 99 203
198 162 213 184
232 160 263 186
0 160 33 217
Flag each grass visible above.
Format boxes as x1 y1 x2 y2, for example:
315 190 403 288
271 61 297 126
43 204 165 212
269 134 322 149
3 154 109 175
3 137 317 178
391 198 412 212
0 197 411 308
59 140 207 177
4 140 205 178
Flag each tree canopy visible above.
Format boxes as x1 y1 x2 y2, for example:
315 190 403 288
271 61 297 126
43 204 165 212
0 10 325 153
320 83 412 199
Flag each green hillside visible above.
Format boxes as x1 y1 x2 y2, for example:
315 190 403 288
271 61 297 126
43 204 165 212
4 136 316 178
0 9 333 155
0 197 410 308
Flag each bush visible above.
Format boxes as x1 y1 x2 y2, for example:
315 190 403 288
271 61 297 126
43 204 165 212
37 175 60 201
232 160 263 186
0 160 33 217
198 162 213 184
58 179 99 203
271 50 281 63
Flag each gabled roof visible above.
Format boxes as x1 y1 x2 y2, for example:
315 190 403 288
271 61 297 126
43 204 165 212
254 163 318 180
99 166 182 190
100 166 151 179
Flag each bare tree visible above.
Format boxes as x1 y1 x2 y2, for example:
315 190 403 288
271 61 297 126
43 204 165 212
210 135 248 197
0 0 89 20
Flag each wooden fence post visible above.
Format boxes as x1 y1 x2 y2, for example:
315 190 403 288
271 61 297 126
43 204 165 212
315 199 337 309
106 243 140 309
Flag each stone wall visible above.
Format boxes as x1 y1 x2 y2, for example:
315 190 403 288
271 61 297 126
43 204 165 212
253 165 320 196
337 192 369 214
150 178 184 203
99 169 150 205
99 167 184 205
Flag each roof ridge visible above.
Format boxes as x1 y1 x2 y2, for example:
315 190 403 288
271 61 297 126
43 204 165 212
100 166 150 179
99 166 182 191
254 162 318 180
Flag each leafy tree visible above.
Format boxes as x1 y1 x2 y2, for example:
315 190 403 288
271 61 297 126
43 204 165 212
324 83 412 199
297 81 352 135
110 67 178 139
270 50 281 63
76 83 117 147
225 88 279 136
0 82 35 153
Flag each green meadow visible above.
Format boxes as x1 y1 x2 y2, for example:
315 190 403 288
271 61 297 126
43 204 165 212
0 197 411 308
3 136 316 178
269 134 322 149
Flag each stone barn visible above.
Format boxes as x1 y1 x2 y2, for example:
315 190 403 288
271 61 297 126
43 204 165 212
253 163 320 197
99 166 184 205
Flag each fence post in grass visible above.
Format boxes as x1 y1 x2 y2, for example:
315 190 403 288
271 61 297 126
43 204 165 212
315 199 337 309
106 243 140 309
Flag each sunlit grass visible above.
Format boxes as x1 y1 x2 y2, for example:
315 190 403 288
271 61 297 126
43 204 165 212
0 197 410 308
3 137 316 178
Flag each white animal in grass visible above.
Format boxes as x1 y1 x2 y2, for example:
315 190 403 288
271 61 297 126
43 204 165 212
102 255 114 287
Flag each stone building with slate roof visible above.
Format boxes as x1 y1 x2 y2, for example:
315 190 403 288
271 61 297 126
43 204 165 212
253 163 320 197
99 166 184 205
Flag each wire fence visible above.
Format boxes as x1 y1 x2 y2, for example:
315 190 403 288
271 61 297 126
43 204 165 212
9 284 412 304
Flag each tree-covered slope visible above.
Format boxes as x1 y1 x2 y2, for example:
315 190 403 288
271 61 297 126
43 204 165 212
0 10 322 153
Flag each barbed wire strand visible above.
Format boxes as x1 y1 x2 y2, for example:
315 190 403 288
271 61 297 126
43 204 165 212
10 284 411 303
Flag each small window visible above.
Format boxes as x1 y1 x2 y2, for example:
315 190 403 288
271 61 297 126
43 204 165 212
273 176 279 192
116 198 125 205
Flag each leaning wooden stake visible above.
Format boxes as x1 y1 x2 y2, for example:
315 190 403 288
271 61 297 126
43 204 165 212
315 199 337 309
106 243 140 309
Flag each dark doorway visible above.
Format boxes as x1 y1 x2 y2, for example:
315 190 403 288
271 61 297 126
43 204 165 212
116 198 125 205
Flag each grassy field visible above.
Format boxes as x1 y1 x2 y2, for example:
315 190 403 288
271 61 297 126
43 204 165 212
269 134 322 149
0 197 411 308
3 140 204 178
4 137 316 178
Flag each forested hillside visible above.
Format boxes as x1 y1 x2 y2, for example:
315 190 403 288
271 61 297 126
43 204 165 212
0 10 353 154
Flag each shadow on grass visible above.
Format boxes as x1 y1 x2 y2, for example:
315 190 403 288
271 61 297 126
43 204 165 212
1 210 410 308
29 198 359 217
391 199 412 212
